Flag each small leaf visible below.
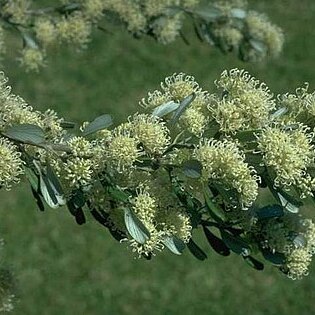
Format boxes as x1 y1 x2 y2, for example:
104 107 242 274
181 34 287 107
182 159 202 178
204 186 225 222
124 208 150 244
73 208 86 225
67 199 86 225
152 101 179 117
170 93 196 126
203 226 230 256
233 129 261 142
270 107 288 120
192 6 222 22
261 249 285 266
163 236 185 255
4 124 45 145
70 189 86 209
278 192 301 213
213 183 239 208
46 164 64 197
30 186 45 211
39 174 59 209
230 8 247 19
82 114 113 136
187 239 207 260
220 230 251 256
249 39 267 53
243 255 264 271
108 186 129 202
22 33 38 49
60 121 76 129
293 235 307 248
255 204 284 219
24 166 39 191
90 209 127 241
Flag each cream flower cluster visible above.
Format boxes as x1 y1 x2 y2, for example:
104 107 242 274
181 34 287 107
194 139 259 209
258 124 315 197
0 0 284 71
260 216 315 279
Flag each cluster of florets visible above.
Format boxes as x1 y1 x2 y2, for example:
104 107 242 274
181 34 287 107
198 0 284 61
1 68 315 279
258 124 315 197
0 0 284 71
194 139 259 208
0 137 24 189
260 215 315 279
212 69 275 132
278 83 315 124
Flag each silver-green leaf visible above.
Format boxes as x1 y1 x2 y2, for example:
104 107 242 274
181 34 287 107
82 114 113 136
124 208 150 244
163 236 185 255
4 124 45 145
152 101 179 118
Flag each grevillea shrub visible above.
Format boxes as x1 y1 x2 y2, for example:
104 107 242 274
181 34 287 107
1 68 315 280
0 0 284 71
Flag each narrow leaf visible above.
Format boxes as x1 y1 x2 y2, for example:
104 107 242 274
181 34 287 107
293 235 307 248
163 236 185 255
39 174 59 209
255 204 284 219
108 186 129 202
261 249 285 266
203 226 230 256
4 124 45 145
170 93 196 126
187 239 207 260
243 255 264 271
182 159 202 178
191 6 222 22
230 8 246 19
152 101 179 117
124 208 150 244
278 191 301 213
270 107 288 120
249 39 267 53
204 186 226 222
220 230 251 256
60 121 76 129
82 114 113 136
24 166 39 191
30 187 45 211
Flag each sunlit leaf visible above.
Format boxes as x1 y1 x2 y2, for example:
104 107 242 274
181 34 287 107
82 114 113 136
162 236 185 255
170 93 196 126
152 101 179 117
192 6 222 22
230 8 247 19
124 208 150 244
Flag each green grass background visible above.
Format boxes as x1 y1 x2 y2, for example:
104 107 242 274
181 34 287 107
1 1 315 314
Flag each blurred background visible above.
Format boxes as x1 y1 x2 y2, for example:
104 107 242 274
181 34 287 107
1 0 315 314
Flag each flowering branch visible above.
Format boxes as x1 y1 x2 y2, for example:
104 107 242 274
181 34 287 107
1 68 315 280
0 0 284 71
